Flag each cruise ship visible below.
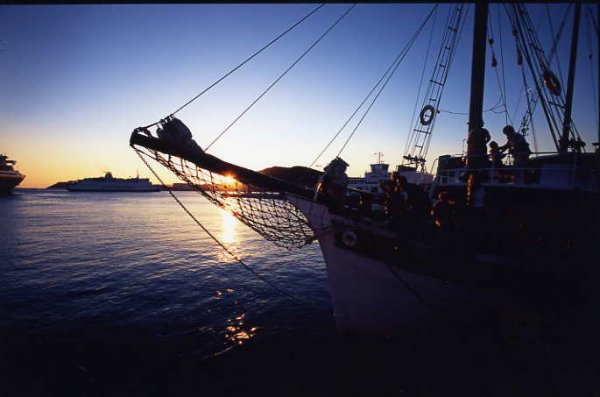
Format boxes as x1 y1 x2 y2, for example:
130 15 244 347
0 153 26 195
67 172 161 192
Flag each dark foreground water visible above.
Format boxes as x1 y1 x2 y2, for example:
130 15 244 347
1 189 598 396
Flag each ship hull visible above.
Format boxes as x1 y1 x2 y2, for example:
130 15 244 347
317 228 499 335
67 180 161 192
0 172 25 195
290 196 502 335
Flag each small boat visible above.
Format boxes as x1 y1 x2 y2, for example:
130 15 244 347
0 153 25 195
67 172 160 192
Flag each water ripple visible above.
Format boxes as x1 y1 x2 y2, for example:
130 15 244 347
0 190 333 355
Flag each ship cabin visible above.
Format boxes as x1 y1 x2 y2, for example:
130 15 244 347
348 162 390 195
431 151 598 207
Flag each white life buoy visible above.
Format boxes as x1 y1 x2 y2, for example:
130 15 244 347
419 105 436 126
341 230 358 247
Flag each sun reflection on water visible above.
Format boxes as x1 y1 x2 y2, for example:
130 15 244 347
224 313 258 346
221 208 237 244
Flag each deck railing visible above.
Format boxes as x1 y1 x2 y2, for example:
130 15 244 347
432 152 598 192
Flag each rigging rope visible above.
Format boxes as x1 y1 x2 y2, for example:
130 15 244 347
204 4 357 152
334 5 438 159
497 4 510 126
307 4 438 169
166 4 325 121
438 96 505 116
403 5 439 160
488 9 512 126
586 10 599 134
588 4 599 35
135 149 307 307
421 4 469 163
546 4 569 97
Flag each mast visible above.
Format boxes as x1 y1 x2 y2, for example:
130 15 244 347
467 3 488 132
560 2 582 153
466 2 488 208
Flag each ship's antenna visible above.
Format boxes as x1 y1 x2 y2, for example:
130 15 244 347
374 151 384 164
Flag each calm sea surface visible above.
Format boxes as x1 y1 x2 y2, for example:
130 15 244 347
1 189 596 395
0 189 333 337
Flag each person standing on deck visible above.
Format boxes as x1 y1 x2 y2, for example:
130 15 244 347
317 157 349 211
499 125 531 167
489 141 505 168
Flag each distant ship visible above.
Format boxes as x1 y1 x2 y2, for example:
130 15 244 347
67 172 161 192
348 153 434 195
0 153 26 195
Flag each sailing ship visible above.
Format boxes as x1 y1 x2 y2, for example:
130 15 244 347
0 153 26 195
129 4 599 335
67 172 161 192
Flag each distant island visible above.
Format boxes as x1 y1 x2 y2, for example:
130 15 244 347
46 181 76 189
259 165 322 187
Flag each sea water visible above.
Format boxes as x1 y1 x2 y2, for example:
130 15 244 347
0 190 339 393
0 189 588 395
0 189 333 336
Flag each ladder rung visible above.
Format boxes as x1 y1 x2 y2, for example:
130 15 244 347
430 79 443 85
413 129 432 134
448 27 457 32
548 101 564 108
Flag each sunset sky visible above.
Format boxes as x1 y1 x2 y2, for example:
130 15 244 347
1 4 597 188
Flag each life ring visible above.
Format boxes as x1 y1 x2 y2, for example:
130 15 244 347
419 105 436 126
543 69 561 96
341 230 358 248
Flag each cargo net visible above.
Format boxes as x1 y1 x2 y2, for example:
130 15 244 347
135 146 316 250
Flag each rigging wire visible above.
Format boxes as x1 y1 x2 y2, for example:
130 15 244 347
307 4 438 168
546 4 567 96
507 3 567 150
438 95 505 116
497 4 510 126
165 4 325 122
334 5 438 159
134 149 307 307
403 5 439 163
204 4 357 152
421 4 469 162
508 4 570 133
586 10 599 134
526 78 540 153
488 8 512 126
586 3 598 35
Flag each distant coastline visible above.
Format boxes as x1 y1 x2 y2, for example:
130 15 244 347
45 181 193 191
46 181 76 189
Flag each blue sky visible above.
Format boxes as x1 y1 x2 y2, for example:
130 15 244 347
0 4 597 187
